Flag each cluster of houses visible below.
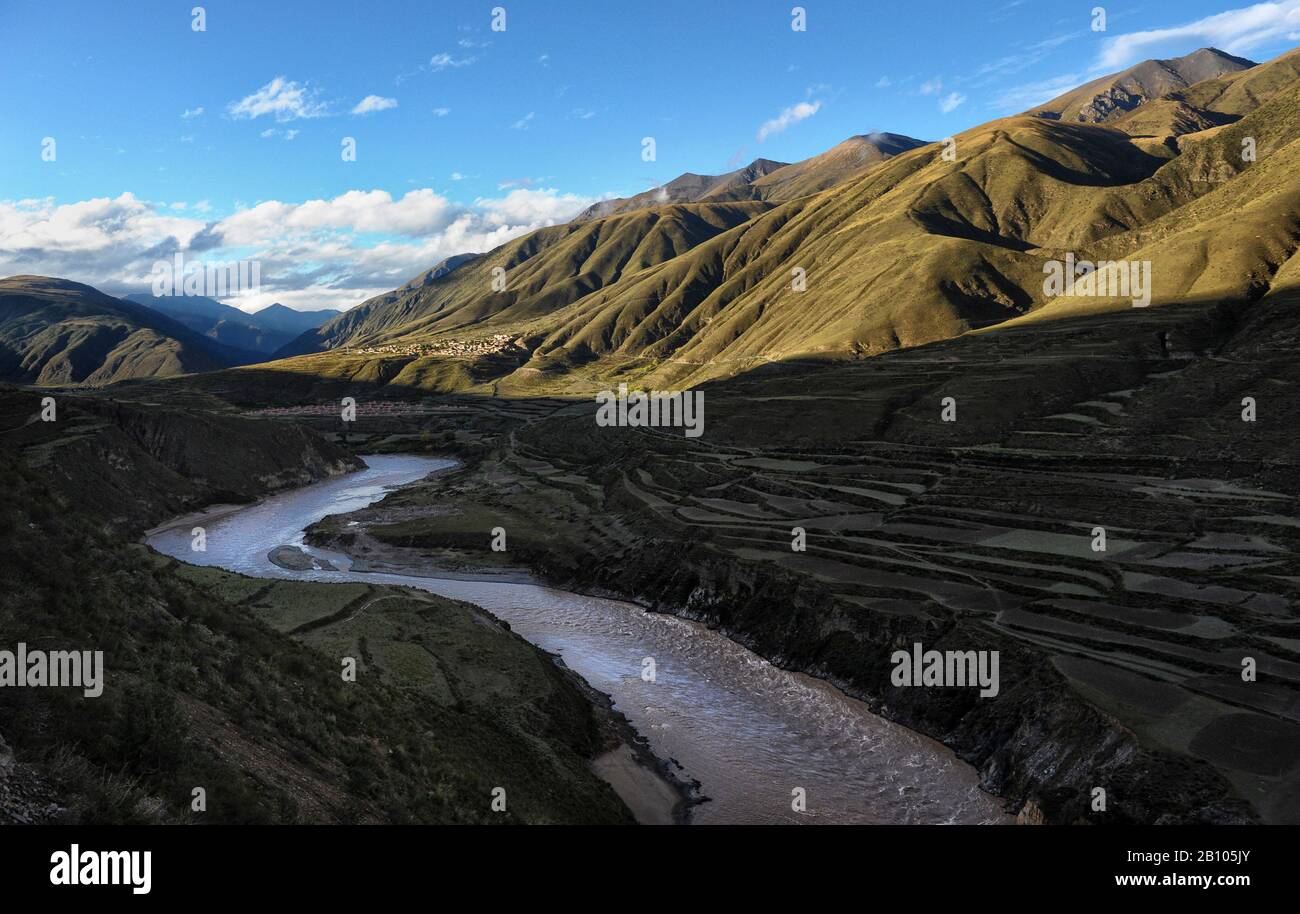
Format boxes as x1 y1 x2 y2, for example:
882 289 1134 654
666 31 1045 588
347 333 516 358
248 401 462 418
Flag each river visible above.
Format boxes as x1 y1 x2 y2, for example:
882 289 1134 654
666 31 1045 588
146 454 1009 825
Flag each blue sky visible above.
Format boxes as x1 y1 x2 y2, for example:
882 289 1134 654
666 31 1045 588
2 0 1299 310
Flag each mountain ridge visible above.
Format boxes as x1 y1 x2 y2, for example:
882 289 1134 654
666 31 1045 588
254 44 1299 396
1 276 260 385
126 293 339 355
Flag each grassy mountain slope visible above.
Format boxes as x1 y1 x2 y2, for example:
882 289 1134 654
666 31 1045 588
208 46 1300 400
736 132 931 201
0 277 256 386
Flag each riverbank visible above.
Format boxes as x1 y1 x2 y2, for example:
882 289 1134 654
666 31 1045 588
144 455 699 824
0 383 658 824
301 457 1010 824
304 438 1287 824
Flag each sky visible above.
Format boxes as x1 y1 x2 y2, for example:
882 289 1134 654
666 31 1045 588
2 0 1299 312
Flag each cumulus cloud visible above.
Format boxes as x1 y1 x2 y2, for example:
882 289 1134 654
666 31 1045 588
0 194 206 294
217 189 458 243
1096 0 1300 70
0 188 597 312
756 100 821 142
476 188 594 226
919 77 944 95
181 106 204 119
352 95 398 115
228 77 328 122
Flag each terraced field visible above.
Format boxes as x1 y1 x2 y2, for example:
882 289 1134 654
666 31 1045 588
303 286 1300 824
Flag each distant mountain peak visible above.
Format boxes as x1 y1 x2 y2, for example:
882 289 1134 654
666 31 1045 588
572 137 932 221
1031 46 1257 124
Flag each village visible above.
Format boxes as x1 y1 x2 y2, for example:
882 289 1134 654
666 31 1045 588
345 333 517 359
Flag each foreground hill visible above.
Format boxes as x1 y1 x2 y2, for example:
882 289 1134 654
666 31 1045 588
0 386 638 823
0 276 257 386
243 45 1300 398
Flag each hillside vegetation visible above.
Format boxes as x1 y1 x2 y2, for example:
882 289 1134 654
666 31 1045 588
0 387 634 823
0 277 257 386
252 46 1300 397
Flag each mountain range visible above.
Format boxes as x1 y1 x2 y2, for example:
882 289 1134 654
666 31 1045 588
0 276 256 386
7 46 1300 394
259 45 1300 397
124 294 339 356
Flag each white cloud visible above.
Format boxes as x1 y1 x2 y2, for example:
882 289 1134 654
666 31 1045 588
874 76 892 88
181 107 204 119
429 52 475 71
352 95 398 115
475 188 593 226
1096 0 1300 70
756 100 821 142
939 92 967 113
920 77 944 95
432 107 451 117
0 193 206 286
0 187 598 313
228 77 328 122
218 189 459 243
511 112 536 130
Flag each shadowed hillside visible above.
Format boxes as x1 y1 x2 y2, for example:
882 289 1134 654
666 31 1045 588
294 280 1300 824
0 386 638 824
